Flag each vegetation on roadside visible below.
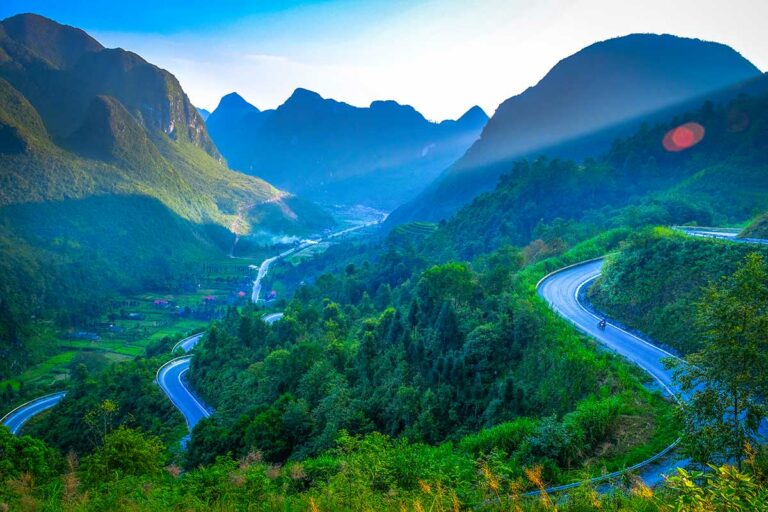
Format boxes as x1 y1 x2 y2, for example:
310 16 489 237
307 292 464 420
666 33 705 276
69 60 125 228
183 232 676 489
590 228 768 354
1 423 767 511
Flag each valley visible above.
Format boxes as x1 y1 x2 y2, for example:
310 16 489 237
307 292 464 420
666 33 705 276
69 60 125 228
1 5 768 511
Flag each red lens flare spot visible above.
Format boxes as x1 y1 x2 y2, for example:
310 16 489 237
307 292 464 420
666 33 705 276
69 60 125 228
662 122 705 152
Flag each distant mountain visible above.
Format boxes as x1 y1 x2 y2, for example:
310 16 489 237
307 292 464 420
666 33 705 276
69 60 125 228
417 81 768 260
205 92 266 170
0 13 328 230
389 34 763 225
0 14 332 377
196 107 211 121
206 88 488 209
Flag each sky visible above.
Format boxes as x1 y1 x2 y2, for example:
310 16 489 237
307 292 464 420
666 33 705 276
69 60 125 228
1 0 767 121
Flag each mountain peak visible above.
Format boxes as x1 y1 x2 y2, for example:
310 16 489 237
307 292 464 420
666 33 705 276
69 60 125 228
1 13 103 69
368 100 428 126
215 92 259 114
457 105 488 125
369 99 404 109
196 107 211 121
390 32 763 225
285 87 324 106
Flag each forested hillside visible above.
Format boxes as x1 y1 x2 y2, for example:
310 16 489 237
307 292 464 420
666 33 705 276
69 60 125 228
389 34 763 225
416 88 768 261
589 228 768 355
0 14 333 380
179 229 676 488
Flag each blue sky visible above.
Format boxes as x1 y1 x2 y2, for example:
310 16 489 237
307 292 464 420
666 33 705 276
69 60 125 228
1 1 766 120
0 0 346 33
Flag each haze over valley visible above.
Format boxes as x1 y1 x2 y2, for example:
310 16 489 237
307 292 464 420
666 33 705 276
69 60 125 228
1 2 768 510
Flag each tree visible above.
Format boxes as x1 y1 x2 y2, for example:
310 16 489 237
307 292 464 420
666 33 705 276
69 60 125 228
82 427 165 482
0 426 58 480
434 300 462 351
670 253 768 467
84 399 118 448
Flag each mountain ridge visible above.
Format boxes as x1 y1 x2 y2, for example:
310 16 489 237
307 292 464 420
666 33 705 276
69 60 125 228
388 33 763 225
206 87 488 209
0 14 334 379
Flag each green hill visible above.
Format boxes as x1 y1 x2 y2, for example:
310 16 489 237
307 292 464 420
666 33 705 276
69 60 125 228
0 14 333 379
418 86 768 260
740 212 768 238
388 34 763 225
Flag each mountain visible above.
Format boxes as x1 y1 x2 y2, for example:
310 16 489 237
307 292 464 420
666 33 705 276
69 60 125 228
205 92 266 170
0 13 331 231
196 107 211 121
0 14 332 378
389 34 763 225
205 88 488 209
416 81 768 261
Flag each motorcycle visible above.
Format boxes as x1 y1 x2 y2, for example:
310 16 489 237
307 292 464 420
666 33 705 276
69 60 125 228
598 318 607 330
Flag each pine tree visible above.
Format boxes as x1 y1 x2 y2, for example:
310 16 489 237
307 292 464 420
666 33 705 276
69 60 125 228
434 300 462 351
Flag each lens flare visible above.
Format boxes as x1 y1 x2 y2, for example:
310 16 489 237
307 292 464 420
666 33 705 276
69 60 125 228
662 122 705 152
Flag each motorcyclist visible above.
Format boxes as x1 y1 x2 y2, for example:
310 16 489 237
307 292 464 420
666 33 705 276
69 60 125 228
598 318 607 330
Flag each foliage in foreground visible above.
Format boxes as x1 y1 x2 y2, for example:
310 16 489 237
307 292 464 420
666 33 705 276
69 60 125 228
184 230 673 485
1 425 768 511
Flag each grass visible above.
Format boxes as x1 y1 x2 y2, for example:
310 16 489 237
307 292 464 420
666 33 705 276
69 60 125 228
4 257 259 392
9 351 78 386
285 242 332 265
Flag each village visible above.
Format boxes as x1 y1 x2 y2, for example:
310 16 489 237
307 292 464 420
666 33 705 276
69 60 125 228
3 258 280 390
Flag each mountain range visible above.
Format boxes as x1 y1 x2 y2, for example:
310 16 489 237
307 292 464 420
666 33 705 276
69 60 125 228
0 13 328 233
389 33 764 225
205 89 488 209
0 13 332 375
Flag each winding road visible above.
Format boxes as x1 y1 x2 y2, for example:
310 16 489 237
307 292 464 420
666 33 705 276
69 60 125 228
4 225 760 495
156 333 209 431
250 213 387 304
535 229 768 490
536 258 687 491
156 313 286 431
537 259 680 399
0 391 67 435
157 357 210 430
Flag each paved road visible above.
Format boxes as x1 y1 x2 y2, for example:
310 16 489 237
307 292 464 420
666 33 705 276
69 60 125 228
156 356 210 430
538 259 681 398
158 314 281 431
172 333 204 353
536 258 689 491
263 312 284 325
159 332 209 430
250 213 388 304
1 392 67 434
